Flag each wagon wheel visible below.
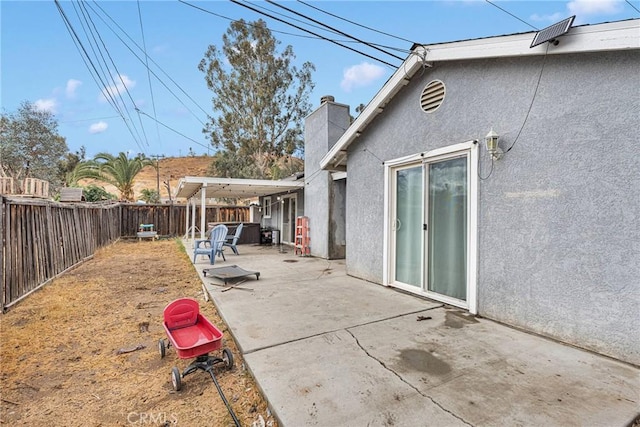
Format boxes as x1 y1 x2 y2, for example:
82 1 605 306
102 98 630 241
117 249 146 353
222 348 234 370
158 339 166 358
171 367 182 391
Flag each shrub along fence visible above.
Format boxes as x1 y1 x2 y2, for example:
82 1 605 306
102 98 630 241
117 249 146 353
1 198 249 310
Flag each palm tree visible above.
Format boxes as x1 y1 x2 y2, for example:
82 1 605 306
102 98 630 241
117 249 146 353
78 152 153 201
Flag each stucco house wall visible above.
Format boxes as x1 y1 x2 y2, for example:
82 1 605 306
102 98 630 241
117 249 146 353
344 50 639 365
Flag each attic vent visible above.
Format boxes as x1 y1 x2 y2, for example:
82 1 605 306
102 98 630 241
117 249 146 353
420 80 445 113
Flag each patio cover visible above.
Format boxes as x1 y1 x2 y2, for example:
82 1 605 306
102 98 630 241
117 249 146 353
175 176 304 200
174 176 304 239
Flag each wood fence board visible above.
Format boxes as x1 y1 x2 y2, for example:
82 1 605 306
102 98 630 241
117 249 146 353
1 200 250 310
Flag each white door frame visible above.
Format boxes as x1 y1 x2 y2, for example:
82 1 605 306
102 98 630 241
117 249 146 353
383 140 478 313
279 193 298 245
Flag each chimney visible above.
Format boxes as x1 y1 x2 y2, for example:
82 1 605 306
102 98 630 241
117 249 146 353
320 95 335 105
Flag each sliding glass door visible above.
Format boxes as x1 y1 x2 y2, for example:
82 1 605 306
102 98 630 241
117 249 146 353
387 142 476 311
427 156 467 301
393 165 423 287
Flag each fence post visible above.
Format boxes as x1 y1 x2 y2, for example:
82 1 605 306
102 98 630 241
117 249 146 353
1 197 5 311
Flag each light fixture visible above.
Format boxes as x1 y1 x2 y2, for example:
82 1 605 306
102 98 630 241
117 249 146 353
485 128 503 160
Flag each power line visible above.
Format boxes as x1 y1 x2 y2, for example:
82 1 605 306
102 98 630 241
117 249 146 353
228 0 398 68
626 0 640 14
178 0 338 42
137 0 162 146
484 0 538 31
55 0 146 153
77 1 149 151
263 0 404 62
86 1 209 125
296 0 418 45
72 1 147 152
178 0 412 57
137 110 211 151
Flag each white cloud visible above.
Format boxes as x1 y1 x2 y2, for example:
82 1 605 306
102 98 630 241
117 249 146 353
530 12 564 22
99 74 136 103
89 121 108 134
340 62 386 92
152 44 168 54
66 79 82 98
34 98 57 113
567 0 624 16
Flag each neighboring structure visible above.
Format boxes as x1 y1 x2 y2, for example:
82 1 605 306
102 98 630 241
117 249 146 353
307 20 639 365
174 176 304 241
59 187 84 202
256 172 305 246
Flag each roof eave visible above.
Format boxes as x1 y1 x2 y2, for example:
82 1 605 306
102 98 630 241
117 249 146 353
320 19 640 171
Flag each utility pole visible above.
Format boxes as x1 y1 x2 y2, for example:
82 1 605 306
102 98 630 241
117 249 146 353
150 154 165 202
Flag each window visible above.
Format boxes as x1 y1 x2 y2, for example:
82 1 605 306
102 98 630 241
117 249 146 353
264 196 272 218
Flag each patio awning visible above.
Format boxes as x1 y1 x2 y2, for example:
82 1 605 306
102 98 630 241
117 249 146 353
174 176 304 200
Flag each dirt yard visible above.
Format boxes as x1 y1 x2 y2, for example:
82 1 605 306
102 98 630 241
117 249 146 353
0 239 276 427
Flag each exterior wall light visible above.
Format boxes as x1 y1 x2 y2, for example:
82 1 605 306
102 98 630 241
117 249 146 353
485 128 503 160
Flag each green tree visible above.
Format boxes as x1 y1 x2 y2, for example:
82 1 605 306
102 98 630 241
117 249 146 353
83 184 116 202
139 188 160 204
0 101 68 192
79 152 153 201
58 146 86 186
198 19 314 179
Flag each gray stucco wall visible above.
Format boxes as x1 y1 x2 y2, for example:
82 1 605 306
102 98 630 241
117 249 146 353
305 101 350 259
345 50 640 364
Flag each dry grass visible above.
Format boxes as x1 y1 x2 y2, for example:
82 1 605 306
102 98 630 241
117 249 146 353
0 239 276 427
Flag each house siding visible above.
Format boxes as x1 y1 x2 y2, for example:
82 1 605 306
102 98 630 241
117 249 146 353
345 50 640 365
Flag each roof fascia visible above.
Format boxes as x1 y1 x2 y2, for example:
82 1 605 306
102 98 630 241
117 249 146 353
319 19 639 171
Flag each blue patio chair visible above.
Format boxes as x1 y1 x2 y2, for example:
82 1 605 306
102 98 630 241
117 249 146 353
193 224 228 264
223 223 244 255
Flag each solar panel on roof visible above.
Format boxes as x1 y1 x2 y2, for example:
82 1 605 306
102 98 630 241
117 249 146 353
530 15 576 48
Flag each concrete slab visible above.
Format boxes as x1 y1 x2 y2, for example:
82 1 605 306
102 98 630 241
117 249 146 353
243 329 467 427
196 246 439 353
186 242 640 427
349 307 640 426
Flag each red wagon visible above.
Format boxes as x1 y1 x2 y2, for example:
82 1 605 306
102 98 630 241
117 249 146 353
158 298 233 392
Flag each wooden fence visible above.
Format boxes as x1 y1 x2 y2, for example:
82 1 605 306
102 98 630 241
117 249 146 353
119 204 251 237
2 197 120 310
1 199 250 310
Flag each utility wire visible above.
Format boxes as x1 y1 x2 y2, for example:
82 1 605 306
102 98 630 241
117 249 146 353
77 1 149 151
137 0 163 146
504 43 550 154
73 1 146 151
229 0 398 68
55 0 146 153
626 0 640 14
179 0 412 56
57 0 122 116
179 0 343 42
246 0 348 38
87 1 208 125
296 0 418 45
137 110 211 151
264 0 404 62
485 0 538 31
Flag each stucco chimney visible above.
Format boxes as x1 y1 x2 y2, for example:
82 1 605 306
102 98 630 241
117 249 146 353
320 95 335 104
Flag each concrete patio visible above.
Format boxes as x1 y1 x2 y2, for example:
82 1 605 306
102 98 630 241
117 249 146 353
190 242 639 427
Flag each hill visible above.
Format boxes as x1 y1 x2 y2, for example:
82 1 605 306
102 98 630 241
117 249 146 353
83 156 212 201
81 154 304 201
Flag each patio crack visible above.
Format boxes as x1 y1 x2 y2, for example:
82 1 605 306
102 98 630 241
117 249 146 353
345 328 474 427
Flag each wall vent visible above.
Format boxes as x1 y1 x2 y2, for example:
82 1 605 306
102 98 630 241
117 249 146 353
420 80 445 113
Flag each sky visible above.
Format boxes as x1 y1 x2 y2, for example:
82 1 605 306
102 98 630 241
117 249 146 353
1 0 638 159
